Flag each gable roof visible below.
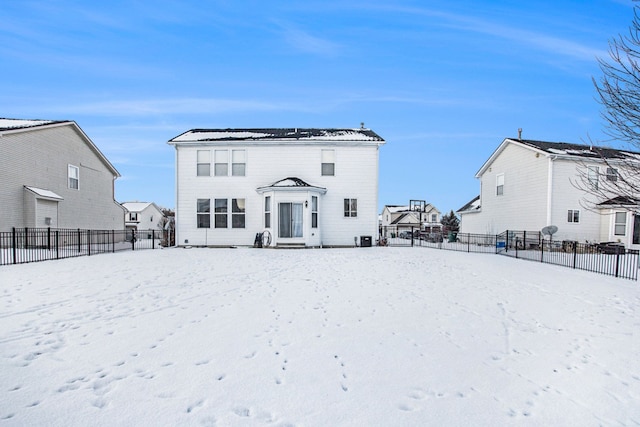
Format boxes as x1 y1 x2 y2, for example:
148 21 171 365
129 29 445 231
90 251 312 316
596 196 640 208
122 202 163 213
457 195 481 213
0 118 120 178
256 177 327 194
476 137 640 178
168 128 385 145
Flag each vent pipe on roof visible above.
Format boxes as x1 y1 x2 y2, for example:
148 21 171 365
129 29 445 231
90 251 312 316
360 122 365 129
518 128 522 140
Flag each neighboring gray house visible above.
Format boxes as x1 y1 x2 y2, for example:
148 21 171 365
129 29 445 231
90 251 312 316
0 118 125 232
122 201 165 233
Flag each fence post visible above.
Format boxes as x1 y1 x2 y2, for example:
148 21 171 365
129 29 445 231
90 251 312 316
131 230 135 251
12 227 17 264
515 238 519 258
572 241 577 269
152 230 155 249
411 226 414 247
47 227 51 251
77 229 81 253
467 234 470 253
541 237 544 262
55 230 59 260
505 230 509 253
495 235 498 254
112 230 115 253
615 251 620 278
88 230 92 256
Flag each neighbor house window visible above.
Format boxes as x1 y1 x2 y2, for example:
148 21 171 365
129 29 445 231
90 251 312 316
606 167 618 182
197 199 210 228
344 198 357 217
322 149 335 176
567 209 580 223
265 196 271 228
214 199 228 228
129 212 138 221
312 196 318 228
496 173 504 196
588 166 599 190
431 214 437 222
232 150 246 176
68 165 79 189
232 198 245 228
614 211 627 235
197 150 211 176
214 150 229 176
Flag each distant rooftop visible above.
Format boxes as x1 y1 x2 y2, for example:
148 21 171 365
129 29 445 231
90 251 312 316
511 138 640 161
169 128 385 144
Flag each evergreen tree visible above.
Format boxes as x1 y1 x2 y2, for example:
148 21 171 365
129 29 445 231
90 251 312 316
440 210 460 233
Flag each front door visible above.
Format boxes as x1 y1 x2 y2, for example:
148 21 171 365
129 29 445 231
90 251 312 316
279 203 303 238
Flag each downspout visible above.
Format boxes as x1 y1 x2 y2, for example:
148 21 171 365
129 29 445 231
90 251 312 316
174 146 180 246
546 155 557 226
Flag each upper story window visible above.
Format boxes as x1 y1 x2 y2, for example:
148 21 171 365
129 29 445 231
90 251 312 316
322 149 335 176
197 150 211 176
197 199 210 228
496 173 504 196
214 150 229 176
129 212 138 221
606 167 618 182
588 166 599 190
344 198 357 217
431 213 437 222
232 150 246 176
68 165 79 190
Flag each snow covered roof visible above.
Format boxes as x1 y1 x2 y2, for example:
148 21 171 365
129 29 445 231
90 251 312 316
168 128 385 145
596 196 640 208
121 202 162 213
457 195 481 213
24 186 63 200
256 177 327 193
476 138 640 178
0 118 67 131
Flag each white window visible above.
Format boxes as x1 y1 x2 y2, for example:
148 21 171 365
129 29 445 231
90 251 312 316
312 196 318 228
129 212 138 221
567 209 580 223
431 213 437 222
322 149 335 176
232 150 246 176
496 173 504 196
588 166 599 190
68 165 79 190
344 198 357 217
197 199 210 228
232 198 245 228
614 212 627 235
214 199 227 228
265 196 271 228
214 150 228 176
197 150 210 176
606 167 618 182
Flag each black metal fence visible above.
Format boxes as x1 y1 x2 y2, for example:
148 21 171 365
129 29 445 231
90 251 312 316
379 227 639 280
0 227 174 266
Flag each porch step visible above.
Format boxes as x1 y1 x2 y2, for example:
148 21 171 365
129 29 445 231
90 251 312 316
275 243 306 249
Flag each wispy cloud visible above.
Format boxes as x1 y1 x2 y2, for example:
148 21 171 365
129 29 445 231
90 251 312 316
273 21 342 56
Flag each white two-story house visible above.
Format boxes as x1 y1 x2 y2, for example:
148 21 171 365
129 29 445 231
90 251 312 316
458 137 640 248
0 118 125 232
168 128 386 247
122 201 165 234
380 204 441 237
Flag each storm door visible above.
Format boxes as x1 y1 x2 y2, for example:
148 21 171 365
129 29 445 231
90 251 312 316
279 203 303 238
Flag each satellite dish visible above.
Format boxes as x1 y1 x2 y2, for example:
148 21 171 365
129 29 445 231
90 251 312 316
541 225 558 236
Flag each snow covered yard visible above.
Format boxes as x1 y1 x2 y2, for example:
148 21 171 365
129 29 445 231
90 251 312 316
1 247 639 426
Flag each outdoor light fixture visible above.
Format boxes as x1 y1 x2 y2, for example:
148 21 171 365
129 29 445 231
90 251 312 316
305 200 308 208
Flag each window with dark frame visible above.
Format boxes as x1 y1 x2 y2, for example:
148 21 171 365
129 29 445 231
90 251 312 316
197 199 210 228
606 167 618 182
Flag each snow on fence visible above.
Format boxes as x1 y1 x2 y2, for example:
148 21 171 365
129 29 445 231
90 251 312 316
0 227 174 266
380 227 638 280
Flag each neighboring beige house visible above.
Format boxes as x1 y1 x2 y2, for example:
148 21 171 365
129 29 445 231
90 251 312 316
122 201 165 233
0 118 125 232
380 204 441 237
458 137 640 248
168 127 385 247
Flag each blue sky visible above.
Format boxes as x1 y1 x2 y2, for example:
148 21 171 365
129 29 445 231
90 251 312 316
1 0 635 213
